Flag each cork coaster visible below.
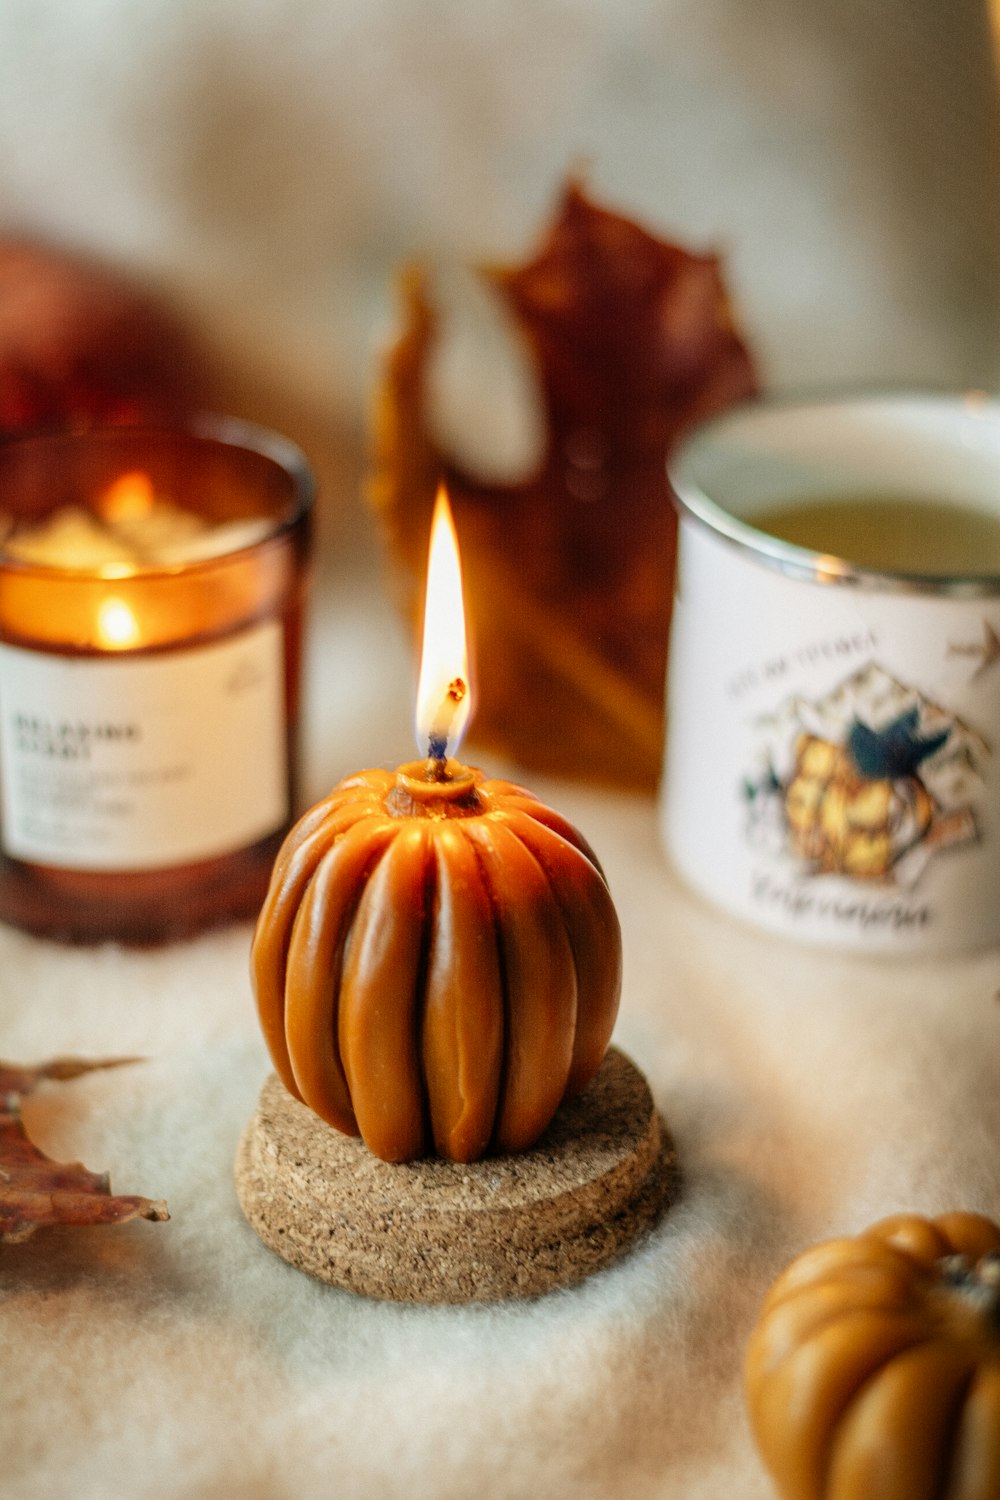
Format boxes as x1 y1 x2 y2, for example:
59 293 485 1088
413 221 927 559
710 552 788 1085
235 1047 679 1303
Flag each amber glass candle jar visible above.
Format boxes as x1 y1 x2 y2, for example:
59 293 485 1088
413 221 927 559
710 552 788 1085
0 417 313 942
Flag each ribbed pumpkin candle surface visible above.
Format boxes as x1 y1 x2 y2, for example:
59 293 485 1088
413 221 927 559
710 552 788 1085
251 757 622 1163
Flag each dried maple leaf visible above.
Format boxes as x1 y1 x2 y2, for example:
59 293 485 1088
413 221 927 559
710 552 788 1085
369 179 759 788
1 1056 169 1244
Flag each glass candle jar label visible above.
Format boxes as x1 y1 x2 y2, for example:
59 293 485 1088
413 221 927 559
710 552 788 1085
0 619 287 870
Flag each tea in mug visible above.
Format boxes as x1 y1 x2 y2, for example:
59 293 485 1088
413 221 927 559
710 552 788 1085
751 494 1000 577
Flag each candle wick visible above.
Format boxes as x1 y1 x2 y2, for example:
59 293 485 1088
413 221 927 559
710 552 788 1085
425 676 468 770
427 748 449 782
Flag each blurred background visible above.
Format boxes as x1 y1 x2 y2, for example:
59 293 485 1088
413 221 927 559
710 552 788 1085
3 18 1000 1494
0 0 998 784
0 0 997 497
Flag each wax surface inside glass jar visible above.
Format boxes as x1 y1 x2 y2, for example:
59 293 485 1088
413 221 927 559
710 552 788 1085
0 419 313 943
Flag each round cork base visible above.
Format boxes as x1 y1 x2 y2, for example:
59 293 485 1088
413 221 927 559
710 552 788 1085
235 1047 679 1303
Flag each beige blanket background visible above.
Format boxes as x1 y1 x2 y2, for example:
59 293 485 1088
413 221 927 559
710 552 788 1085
2 3 1000 1497
1 1 998 466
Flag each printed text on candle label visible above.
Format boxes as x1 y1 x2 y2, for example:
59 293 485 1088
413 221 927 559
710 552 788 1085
0 622 287 869
13 716 141 758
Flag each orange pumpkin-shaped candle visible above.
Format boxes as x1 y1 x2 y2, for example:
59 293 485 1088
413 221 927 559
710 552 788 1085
744 1211 1000 1500
251 487 621 1164
251 757 621 1163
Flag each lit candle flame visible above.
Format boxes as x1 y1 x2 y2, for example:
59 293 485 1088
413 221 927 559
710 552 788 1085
415 486 472 763
96 596 141 650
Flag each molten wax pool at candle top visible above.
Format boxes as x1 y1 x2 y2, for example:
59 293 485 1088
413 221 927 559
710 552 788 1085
252 486 623 1164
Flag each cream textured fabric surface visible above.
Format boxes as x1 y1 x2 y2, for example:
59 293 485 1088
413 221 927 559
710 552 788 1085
3 568 1000 1500
2 4 1000 1495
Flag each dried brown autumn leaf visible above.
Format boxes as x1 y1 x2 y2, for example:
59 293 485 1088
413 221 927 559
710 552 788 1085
1 1056 168 1244
369 179 759 789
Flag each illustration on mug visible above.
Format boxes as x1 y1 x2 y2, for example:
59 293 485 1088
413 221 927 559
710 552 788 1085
742 664 987 888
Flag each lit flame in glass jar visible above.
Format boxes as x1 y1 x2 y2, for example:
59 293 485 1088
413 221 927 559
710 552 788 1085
96 596 141 650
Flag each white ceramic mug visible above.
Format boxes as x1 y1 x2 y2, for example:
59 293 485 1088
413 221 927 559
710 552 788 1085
660 391 1000 956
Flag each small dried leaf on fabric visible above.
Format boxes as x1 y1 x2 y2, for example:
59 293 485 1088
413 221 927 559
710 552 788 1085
1 1055 169 1245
